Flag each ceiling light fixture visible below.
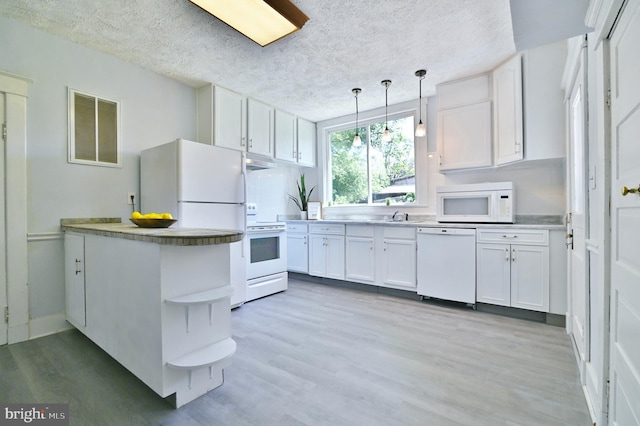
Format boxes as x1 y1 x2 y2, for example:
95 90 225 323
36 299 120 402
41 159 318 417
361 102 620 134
188 0 309 47
381 80 392 142
415 69 427 137
352 88 362 147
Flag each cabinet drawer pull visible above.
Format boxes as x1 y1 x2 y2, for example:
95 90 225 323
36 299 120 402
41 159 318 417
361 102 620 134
502 235 518 239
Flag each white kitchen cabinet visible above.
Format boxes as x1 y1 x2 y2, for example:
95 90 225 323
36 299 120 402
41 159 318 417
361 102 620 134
274 109 297 163
286 223 308 273
247 98 274 157
476 229 550 312
64 232 86 327
436 74 493 172
521 41 567 162
345 225 375 284
308 223 345 280
378 227 416 290
493 54 524 166
296 117 316 167
62 226 236 408
197 84 247 151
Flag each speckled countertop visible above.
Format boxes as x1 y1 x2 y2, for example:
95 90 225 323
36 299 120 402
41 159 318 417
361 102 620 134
284 216 566 230
60 218 243 246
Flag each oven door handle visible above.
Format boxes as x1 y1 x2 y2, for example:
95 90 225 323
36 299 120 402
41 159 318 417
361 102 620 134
247 229 285 235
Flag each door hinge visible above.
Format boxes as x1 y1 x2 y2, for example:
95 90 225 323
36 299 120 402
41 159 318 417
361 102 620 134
606 88 611 109
2 123 6 142
4 306 8 323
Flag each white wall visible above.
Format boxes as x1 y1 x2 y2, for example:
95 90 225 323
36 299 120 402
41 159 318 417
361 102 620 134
0 16 196 332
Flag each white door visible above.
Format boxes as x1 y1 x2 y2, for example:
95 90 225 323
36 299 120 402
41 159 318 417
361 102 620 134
381 238 416 289
325 235 345 281
247 99 273 157
0 92 6 345
476 243 511 307
214 86 246 151
567 50 590 373
510 245 549 312
609 0 640 422
308 234 326 277
345 236 375 284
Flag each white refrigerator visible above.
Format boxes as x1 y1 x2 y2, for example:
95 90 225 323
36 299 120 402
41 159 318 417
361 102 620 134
140 138 247 307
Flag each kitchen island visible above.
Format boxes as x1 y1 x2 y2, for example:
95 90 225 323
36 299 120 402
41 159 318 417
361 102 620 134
60 218 243 407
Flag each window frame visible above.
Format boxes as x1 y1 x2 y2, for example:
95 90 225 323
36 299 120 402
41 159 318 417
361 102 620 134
325 109 418 207
68 88 122 168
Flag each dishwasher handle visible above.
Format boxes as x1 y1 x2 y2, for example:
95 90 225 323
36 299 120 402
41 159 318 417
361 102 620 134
417 227 475 236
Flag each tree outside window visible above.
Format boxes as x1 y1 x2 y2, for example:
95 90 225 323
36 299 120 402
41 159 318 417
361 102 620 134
330 115 415 205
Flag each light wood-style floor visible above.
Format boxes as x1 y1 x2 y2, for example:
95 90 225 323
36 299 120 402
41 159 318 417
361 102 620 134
0 279 592 425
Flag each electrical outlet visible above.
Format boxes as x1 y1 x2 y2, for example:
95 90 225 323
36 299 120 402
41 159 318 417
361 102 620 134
127 192 136 206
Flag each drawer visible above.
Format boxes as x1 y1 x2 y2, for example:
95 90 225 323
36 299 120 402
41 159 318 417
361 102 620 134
346 224 375 237
287 223 308 233
309 223 345 235
476 229 549 245
383 226 416 240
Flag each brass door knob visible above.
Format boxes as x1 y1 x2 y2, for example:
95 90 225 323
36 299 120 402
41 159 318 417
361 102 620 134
622 184 640 196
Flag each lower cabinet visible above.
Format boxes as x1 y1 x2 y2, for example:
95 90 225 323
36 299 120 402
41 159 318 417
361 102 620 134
476 229 550 312
286 223 308 273
378 227 417 290
64 232 86 327
345 225 375 284
308 224 345 280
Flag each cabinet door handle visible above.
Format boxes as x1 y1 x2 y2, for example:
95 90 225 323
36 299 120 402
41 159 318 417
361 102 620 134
512 248 516 262
304 236 307 245
505 248 510 261
249 138 253 148
75 258 82 275
241 136 246 147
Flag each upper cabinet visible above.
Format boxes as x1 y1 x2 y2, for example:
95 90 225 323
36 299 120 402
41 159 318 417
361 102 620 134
275 112 316 167
197 84 247 151
296 117 316 167
198 84 316 167
436 41 566 172
274 109 297 163
521 41 567 162
436 74 493 171
493 55 524 166
247 98 274 157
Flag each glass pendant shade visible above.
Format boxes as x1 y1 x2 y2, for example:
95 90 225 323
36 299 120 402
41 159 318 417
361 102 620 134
381 79 392 142
352 88 362 147
415 69 427 137
382 127 391 142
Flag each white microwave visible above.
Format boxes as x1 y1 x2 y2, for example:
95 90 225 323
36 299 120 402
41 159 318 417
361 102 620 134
436 182 514 223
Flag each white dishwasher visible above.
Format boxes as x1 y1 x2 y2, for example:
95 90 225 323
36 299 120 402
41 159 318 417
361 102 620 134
417 227 476 307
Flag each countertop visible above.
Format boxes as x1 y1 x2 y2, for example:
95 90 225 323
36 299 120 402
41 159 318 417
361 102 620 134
284 218 566 230
60 218 244 246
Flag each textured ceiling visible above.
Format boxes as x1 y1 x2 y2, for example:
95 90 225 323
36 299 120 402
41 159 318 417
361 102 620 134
0 0 520 121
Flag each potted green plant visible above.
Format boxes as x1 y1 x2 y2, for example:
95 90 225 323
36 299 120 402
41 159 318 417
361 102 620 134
288 173 315 220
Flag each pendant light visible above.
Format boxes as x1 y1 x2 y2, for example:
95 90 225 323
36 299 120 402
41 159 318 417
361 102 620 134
415 69 427 137
381 80 392 142
352 88 362 147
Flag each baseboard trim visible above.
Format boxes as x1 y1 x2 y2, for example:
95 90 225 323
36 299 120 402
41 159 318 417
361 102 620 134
29 313 74 340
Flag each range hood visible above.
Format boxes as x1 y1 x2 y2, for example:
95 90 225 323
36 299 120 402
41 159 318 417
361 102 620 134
245 152 277 170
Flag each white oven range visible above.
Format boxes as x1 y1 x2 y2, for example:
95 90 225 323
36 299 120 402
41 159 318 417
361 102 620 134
245 204 288 301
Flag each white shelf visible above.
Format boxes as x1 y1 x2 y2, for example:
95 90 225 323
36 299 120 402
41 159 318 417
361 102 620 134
165 286 234 332
167 337 236 370
165 286 233 305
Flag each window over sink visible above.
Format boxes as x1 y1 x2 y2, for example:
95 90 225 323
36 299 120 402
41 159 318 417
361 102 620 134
329 114 415 206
